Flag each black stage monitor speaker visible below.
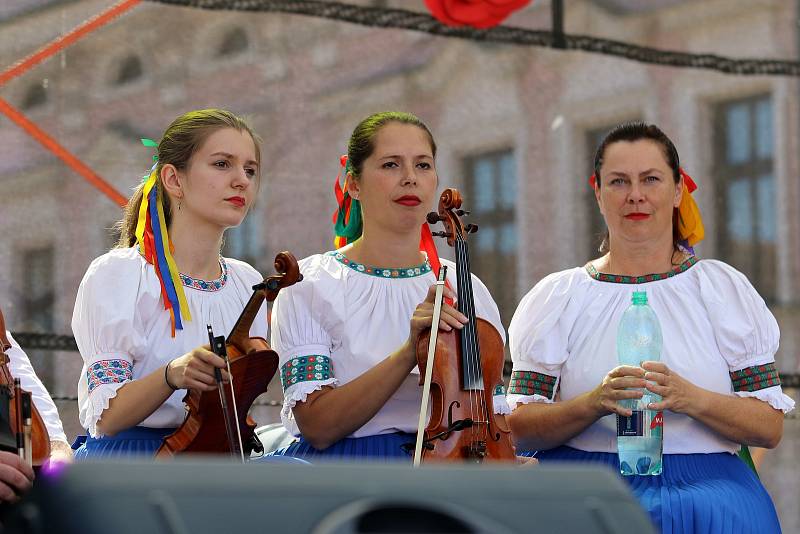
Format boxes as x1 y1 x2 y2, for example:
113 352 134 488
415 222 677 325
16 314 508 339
6 460 655 534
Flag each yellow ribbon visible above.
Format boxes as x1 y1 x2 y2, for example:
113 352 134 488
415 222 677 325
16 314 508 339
155 185 192 325
676 171 704 247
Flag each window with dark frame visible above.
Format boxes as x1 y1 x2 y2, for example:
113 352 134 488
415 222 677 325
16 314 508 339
713 95 775 301
217 27 249 58
114 55 143 86
222 208 261 270
584 126 614 261
463 150 517 326
21 83 47 110
20 246 55 387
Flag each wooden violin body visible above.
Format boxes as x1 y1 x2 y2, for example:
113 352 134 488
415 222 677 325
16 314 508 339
156 251 301 458
416 189 515 463
0 309 51 466
416 319 513 461
156 339 277 457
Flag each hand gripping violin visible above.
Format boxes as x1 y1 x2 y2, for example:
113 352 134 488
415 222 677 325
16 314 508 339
414 189 515 463
0 308 51 467
156 252 302 459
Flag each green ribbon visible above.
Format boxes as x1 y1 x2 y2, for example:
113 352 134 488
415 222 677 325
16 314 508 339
334 195 363 241
333 158 363 242
737 445 760 478
141 138 158 163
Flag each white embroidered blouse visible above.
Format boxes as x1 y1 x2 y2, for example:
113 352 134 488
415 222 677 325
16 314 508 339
271 251 508 438
72 247 267 437
507 257 795 455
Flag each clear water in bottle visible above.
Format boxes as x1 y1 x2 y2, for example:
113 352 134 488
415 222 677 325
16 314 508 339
616 290 663 476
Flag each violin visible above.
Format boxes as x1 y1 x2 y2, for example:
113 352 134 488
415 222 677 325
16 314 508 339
415 189 516 462
0 308 51 467
156 252 302 459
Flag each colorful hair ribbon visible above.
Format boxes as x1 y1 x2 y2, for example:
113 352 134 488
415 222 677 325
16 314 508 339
134 140 192 336
676 168 704 250
332 155 363 248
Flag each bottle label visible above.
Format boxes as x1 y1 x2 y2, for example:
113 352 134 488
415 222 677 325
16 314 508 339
617 410 663 437
617 411 644 437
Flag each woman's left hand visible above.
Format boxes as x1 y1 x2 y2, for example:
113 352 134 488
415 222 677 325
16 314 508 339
641 361 703 415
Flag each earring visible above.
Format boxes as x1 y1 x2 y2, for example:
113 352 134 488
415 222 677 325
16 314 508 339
177 199 182 212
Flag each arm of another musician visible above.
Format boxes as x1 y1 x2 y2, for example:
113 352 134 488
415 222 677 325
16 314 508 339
6 332 72 461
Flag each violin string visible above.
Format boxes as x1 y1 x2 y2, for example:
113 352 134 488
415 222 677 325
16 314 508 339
456 236 480 445
460 234 488 443
454 237 473 439
467 240 487 443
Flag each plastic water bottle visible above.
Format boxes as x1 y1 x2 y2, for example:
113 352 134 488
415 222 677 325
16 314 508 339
616 290 663 476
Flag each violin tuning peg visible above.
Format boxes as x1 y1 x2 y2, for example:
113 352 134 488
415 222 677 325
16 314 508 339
465 224 478 234
432 231 449 238
426 212 441 224
456 209 470 216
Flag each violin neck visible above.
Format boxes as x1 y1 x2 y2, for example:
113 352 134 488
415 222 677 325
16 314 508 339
454 239 484 391
227 286 266 351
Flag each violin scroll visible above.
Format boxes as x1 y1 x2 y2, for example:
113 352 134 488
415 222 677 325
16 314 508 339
261 251 303 301
427 188 474 248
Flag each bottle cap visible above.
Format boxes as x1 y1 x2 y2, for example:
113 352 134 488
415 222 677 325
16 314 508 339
631 291 648 305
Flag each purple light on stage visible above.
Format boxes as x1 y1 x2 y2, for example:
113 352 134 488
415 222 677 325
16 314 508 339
40 458 69 478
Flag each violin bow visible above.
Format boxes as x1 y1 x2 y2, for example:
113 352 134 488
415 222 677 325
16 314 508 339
207 325 245 462
413 266 448 467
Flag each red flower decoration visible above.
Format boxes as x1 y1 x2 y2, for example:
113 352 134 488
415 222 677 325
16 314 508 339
425 0 532 29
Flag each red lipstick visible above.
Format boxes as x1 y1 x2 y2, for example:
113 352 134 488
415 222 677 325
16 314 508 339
226 196 245 208
394 195 421 207
625 213 650 221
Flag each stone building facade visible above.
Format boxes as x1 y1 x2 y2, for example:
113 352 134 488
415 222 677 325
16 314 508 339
0 0 798 526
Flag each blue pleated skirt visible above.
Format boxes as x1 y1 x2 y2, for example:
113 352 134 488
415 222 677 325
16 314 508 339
73 427 176 460
267 432 414 463
524 445 781 534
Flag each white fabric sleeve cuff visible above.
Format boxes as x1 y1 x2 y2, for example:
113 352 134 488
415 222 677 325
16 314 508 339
734 386 795 414
507 393 553 411
729 355 777 373
493 394 512 415
85 381 129 438
280 379 338 436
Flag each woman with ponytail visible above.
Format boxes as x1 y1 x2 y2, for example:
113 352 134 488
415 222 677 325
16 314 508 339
267 111 507 461
71 109 268 458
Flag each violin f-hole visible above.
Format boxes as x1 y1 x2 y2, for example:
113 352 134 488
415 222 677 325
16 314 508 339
446 400 461 429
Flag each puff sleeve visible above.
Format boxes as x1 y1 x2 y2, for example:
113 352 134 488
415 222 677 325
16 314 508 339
72 251 154 436
507 270 580 411
699 260 794 413
270 257 340 435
